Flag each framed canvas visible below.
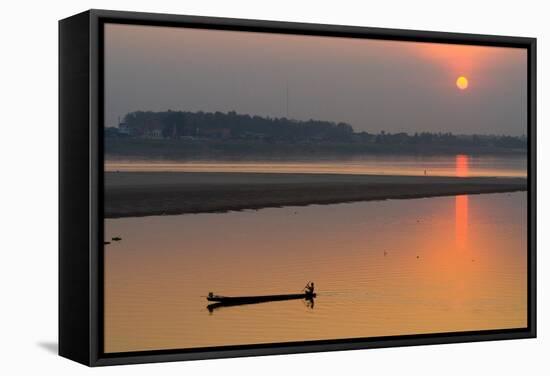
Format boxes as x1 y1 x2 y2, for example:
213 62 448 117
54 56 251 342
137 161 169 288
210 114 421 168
59 9 536 366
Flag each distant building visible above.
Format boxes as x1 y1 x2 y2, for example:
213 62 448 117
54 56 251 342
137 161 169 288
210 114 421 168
118 121 131 135
143 129 163 139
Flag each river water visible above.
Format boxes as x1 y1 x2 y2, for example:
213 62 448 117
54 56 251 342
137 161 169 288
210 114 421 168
104 191 527 352
105 154 526 177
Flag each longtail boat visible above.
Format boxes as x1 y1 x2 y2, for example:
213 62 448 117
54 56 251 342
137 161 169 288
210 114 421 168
206 284 316 312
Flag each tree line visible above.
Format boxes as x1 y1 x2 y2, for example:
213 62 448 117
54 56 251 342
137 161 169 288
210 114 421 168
105 110 526 150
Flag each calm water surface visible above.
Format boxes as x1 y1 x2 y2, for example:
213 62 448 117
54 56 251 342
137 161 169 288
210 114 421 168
105 154 526 177
104 192 527 352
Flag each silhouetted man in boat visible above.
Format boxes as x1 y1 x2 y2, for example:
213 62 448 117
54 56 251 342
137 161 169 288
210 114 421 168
305 282 315 295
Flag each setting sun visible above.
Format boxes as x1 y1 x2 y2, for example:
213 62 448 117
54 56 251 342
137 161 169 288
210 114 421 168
456 76 469 90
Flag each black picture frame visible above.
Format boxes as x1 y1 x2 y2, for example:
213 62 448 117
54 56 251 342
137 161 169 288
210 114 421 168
59 9 537 367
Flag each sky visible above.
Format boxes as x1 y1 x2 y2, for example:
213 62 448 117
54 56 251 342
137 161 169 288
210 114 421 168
104 23 527 136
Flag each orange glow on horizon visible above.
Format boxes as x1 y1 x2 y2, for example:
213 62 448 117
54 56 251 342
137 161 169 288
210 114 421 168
413 43 523 91
414 43 482 80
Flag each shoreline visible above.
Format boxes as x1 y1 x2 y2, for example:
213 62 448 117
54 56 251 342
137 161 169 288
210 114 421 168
105 172 527 218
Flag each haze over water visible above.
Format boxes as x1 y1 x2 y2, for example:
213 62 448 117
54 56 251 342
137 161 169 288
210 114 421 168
105 154 527 178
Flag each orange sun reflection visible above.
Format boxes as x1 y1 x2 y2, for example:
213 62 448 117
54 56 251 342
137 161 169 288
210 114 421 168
456 154 469 177
455 195 469 249
455 155 469 248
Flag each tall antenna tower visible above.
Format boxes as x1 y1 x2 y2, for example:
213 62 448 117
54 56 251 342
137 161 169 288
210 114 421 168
286 82 290 119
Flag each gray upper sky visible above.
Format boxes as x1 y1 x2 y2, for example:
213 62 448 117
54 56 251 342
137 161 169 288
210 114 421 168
104 23 527 136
